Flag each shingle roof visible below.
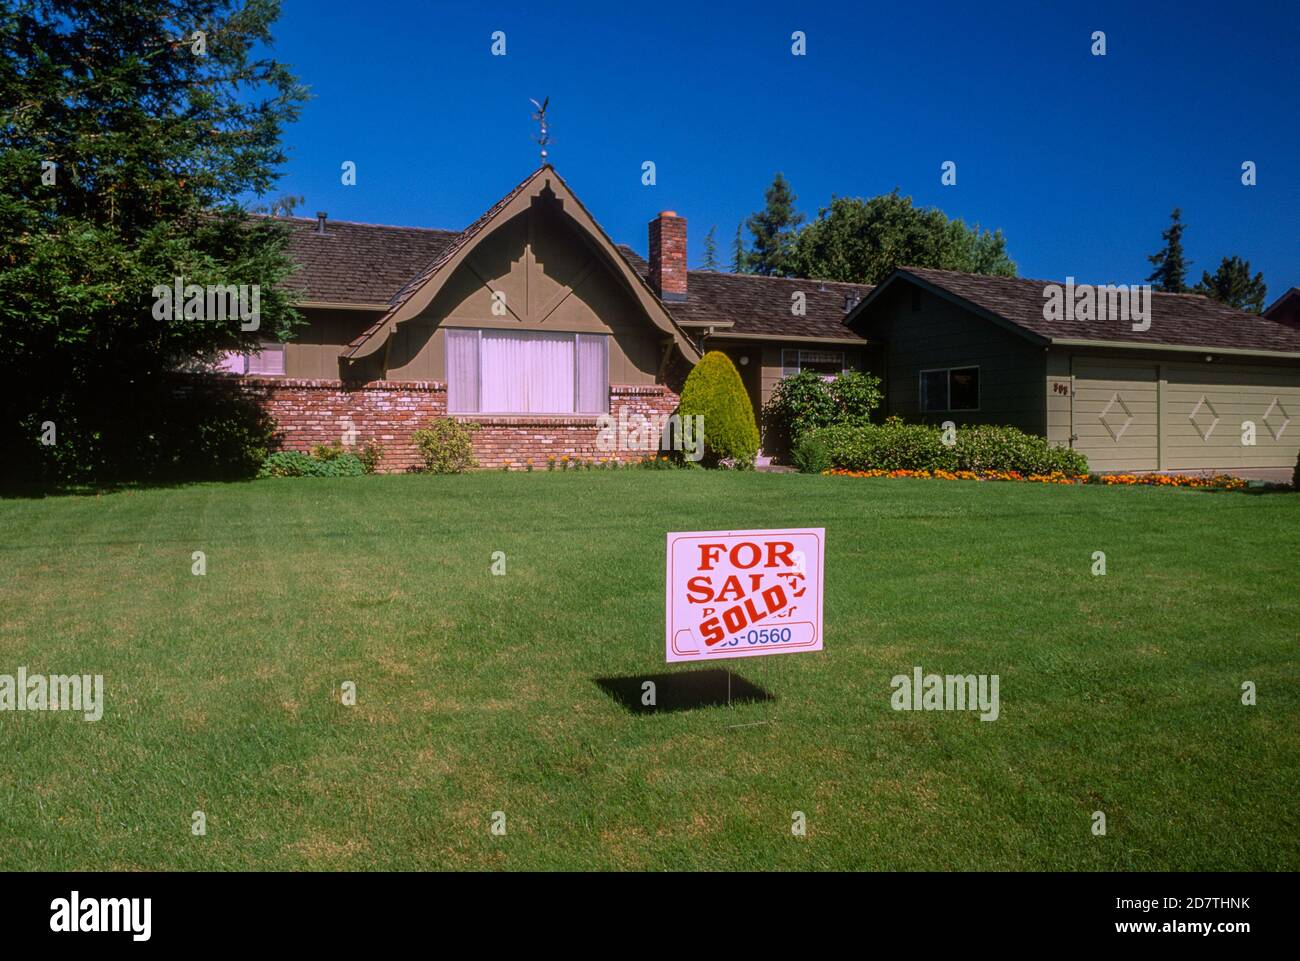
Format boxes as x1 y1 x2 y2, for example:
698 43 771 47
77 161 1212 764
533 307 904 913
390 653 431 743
661 271 870 340
273 205 864 342
871 267 1300 355
270 215 458 305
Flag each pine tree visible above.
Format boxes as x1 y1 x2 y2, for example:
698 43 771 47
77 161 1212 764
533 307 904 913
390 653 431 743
731 223 748 273
1195 256 1268 314
0 0 309 481
745 173 804 276
701 225 720 270
1146 208 1190 293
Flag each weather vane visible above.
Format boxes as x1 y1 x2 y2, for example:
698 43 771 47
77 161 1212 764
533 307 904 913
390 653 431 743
529 97 550 163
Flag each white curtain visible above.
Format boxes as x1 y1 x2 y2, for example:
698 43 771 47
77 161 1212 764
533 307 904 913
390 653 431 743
446 329 480 412
247 345 284 375
449 329 609 414
481 330 575 413
576 334 608 413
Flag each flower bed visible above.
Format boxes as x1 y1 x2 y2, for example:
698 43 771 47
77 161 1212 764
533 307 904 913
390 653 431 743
824 468 1247 490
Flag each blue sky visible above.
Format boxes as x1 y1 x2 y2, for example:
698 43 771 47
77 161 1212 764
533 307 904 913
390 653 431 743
262 0 1299 298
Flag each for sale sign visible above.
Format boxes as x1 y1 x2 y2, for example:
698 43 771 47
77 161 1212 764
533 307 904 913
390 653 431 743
665 528 824 662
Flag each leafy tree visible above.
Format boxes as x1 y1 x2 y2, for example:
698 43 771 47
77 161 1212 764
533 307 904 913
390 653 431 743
745 172 804 276
786 190 1015 284
731 222 747 273
0 0 308 482
1194 255 1267 314
1146 208 1190 293
700 224 719 270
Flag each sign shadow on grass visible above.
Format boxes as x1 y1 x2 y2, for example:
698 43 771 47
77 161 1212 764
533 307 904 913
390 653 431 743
595 669 774 715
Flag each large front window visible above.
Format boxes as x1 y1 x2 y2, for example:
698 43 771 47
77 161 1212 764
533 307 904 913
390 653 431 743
446 329 609 414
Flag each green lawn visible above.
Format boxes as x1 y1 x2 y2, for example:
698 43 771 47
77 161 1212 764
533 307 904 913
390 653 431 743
0 472 1296 871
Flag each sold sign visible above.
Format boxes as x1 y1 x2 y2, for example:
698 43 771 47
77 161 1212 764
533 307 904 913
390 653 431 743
665 528 824 662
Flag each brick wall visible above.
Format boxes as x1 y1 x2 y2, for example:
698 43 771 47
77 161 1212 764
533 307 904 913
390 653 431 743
227 377 681 472
464 385 682 470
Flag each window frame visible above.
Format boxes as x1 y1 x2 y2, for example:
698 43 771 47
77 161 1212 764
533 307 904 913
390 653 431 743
220 343 285 376
918 365 980 413
446 328 610 416
781 348 847 380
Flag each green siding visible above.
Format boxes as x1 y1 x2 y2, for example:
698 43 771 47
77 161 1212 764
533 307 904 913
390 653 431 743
857 285 1048 435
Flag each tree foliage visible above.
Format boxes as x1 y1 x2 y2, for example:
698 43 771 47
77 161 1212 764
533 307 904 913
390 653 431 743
1195 255 1267 314
0 0 309 482
700 224 719 270
787 190 1015 284
1146 208 1190 293
744 172 803 276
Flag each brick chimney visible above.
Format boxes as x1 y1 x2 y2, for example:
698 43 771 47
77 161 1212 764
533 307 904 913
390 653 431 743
648 211 687 302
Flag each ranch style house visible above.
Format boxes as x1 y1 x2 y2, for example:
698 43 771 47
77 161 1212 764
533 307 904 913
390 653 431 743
219 165 1300 473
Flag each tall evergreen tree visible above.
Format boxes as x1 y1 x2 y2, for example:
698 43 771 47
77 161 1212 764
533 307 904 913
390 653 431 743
1146 208 1190 293
731 223 747 273
1195 255 1268 314
700 224 720 270
745 172 804 276
0 0 309 482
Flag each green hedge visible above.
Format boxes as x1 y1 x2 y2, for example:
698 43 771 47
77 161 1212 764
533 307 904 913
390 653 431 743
678 351 759 468
808 418 1089 475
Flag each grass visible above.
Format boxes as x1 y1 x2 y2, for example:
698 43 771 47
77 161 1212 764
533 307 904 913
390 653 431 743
0 471 1296 871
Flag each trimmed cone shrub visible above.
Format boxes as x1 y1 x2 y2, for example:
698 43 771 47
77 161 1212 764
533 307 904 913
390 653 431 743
678 351 760 468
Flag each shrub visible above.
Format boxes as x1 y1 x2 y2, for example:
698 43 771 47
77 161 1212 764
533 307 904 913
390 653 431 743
311 441 347 461
809 418 1088 476
955 425 1089 476
1294 448 1300 490
763 368 883 454
412 419 479 474
790 431 832 474
358 440 384 474
258 451 315 478
258 450 365 478
763 370 838 442
677 351 760 468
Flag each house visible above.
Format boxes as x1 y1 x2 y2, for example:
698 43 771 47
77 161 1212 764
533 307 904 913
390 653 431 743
846 268 1300 472
222 165 871 469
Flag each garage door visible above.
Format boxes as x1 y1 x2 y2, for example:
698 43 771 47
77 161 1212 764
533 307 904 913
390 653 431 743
1162 363 1300 470
1071 361 1159 471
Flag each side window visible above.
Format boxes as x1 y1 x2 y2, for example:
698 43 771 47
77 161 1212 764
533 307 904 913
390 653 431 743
920 367 979 412
920 369 948 412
